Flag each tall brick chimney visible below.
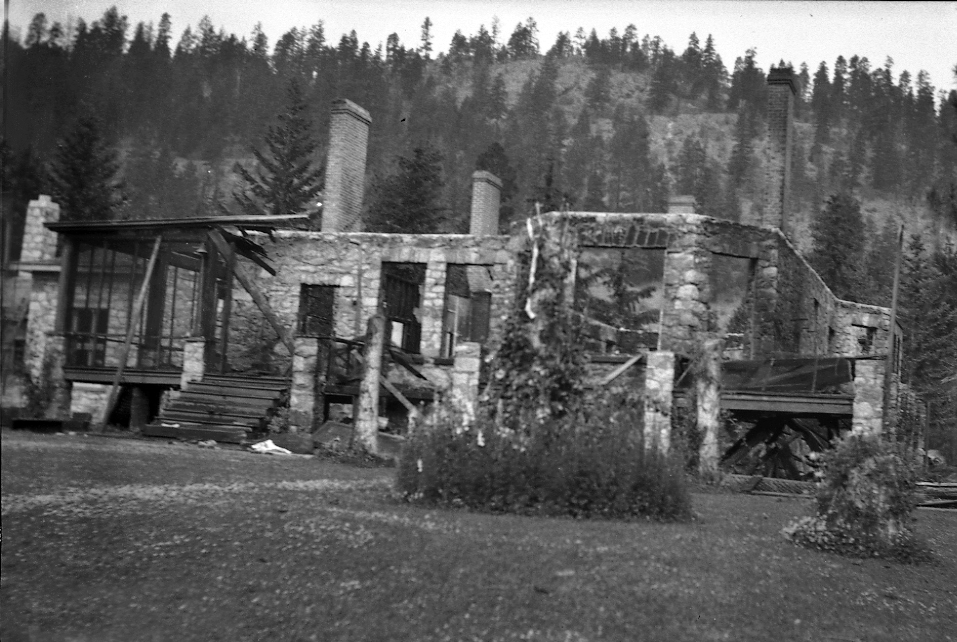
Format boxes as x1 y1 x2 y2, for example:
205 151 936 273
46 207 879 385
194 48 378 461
322 99 371 232
764 65 798 234
469 171 502 236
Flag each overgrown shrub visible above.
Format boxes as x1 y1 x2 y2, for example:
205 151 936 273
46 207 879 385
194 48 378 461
22 356 57 419
782 431 931 562
396 387 692 521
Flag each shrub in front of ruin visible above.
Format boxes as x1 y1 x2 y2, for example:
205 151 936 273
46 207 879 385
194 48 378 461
396 387 691 521
396 216 690 521
782 431 931 562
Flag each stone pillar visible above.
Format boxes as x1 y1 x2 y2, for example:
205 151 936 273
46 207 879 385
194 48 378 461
852 359 885 435
470 171 502 236
659 238 714 354
323 99 371 232
39 333 72 419
355 313 385 454
181 338 206 389
643 351 676 452
20 195 61 264
764 66 797 234
451 341 481 419
290 336 320 431
696 338 723 478
419 260 448 358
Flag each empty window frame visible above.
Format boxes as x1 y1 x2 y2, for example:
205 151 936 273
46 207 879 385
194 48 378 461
441 264 492 358
575 247 665 331
70 307 109 367
298 284 337 337
382 263 425 354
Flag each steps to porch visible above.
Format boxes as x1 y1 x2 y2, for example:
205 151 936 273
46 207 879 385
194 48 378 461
143 374 289 444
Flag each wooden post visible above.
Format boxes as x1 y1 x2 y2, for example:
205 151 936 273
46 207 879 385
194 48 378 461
218 241 236 374
354 312 385 454
54 237 77 333
207 229 294 357
103 236 162 424
881 225 904 437
697 338 723 479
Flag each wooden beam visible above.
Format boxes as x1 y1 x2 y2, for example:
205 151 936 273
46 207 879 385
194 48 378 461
207 229 294 356
53 237 77 333
103 236 162 423
600 354 644 386
218 241 236 373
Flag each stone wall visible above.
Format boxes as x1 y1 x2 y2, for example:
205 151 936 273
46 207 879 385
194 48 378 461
227 230 517 381
71 382 109 424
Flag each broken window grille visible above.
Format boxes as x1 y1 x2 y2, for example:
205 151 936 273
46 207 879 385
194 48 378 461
70 307 109 367
298 284 337 337
382 263 424 354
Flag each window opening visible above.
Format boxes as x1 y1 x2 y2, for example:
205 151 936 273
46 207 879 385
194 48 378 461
441 265 493 358
382 263 425 354
298 284 337 337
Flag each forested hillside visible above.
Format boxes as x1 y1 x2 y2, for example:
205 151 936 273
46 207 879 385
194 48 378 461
3 9 956 448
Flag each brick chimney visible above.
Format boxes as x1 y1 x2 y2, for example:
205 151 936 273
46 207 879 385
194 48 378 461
765 65 798 234
469 170 502 236
322 99 371 232
667 195 696 214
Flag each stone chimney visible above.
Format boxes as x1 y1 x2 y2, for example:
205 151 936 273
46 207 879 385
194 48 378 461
469 170 502 236
765 65 798 234
322 99 371 232
667 195 696 214
20 195 61 263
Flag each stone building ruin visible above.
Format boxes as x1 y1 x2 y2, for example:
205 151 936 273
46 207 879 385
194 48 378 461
2 67 920 473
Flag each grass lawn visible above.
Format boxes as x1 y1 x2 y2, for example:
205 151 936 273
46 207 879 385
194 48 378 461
2 430 955 642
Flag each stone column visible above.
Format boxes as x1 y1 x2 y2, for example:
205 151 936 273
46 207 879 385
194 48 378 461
290 336 320 432
451 341 481 421
696 338 723 478
419 260 447 358
181 338 206 389
355 313 385 454
20 195 61 263
643 351 676 452
852 359 885 435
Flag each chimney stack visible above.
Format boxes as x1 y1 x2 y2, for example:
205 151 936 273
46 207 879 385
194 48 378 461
469 171 502 236
323 99 371 232
765 65 797 234
667 195 696 214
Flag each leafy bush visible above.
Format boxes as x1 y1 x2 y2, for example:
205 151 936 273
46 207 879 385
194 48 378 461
396 388 692 521
782 432 931 562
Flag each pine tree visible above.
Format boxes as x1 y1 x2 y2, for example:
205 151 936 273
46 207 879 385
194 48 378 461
48 114 125 221
231 79 323 222
366 144 446 233
808 193 866 299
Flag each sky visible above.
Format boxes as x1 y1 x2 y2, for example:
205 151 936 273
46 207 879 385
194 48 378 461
6 0 957 96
